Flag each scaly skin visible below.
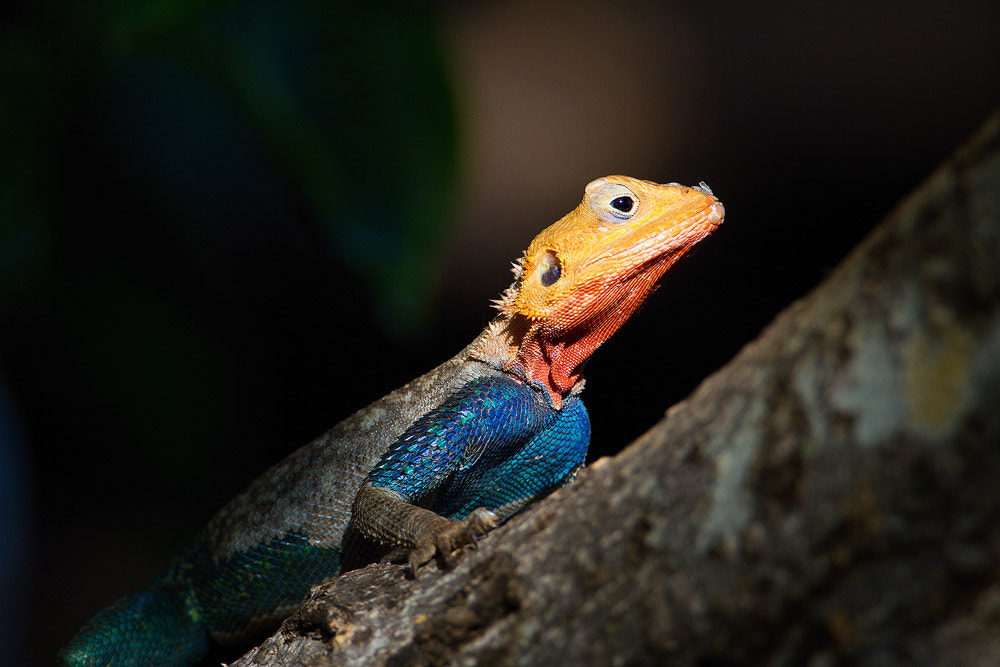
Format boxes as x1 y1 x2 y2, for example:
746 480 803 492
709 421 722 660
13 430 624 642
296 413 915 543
59 176 724 666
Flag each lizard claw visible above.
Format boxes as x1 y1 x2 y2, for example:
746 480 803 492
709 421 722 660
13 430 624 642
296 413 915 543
407 508 498 577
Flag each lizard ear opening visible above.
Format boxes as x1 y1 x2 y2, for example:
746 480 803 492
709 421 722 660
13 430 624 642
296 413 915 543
538 251 562 286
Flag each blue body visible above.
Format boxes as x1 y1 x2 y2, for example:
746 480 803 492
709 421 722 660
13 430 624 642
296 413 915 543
60 373 590 666
370 375 590 519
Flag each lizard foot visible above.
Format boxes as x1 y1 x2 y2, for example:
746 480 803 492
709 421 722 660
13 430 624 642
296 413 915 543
407 508 498 577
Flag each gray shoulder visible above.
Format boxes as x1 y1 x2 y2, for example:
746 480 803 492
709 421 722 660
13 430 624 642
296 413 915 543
202 344 499 557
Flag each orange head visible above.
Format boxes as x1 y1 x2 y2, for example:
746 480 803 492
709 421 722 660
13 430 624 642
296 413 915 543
494 176 724 407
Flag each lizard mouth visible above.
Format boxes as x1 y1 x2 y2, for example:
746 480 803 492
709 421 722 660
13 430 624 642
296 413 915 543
692 181 725 225
705 199 726 226
597 196 724 268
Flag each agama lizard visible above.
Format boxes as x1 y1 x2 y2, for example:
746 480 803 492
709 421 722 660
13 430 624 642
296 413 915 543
59 176 724 666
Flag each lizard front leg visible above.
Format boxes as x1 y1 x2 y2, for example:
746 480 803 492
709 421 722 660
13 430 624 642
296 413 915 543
346 374 590 575
346 374 559 573
352 485 497 573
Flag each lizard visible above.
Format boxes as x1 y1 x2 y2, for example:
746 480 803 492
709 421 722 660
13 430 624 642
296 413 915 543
59 176 724 666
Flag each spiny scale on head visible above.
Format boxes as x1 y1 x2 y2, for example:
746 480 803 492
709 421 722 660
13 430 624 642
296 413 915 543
486 318 508 337
490 256 526 315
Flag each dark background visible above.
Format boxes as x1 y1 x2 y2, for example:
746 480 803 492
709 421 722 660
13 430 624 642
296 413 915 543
1 1 998 664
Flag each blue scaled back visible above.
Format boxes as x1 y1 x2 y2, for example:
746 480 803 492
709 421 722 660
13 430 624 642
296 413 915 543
367 374 591 519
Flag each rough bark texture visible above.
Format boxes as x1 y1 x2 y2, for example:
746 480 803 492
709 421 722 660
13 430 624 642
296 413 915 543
232 112 1000 667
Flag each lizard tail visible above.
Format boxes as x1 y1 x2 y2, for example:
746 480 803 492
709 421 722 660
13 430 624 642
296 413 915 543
57 579 208 667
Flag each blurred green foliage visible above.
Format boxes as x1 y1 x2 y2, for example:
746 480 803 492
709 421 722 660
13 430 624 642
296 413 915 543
0 0 460 485
1 0 458 329
0 0 460 562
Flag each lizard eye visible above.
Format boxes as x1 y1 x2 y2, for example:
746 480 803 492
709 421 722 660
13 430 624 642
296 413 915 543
611 196 635 213
591 183 640 222
538 250 561 286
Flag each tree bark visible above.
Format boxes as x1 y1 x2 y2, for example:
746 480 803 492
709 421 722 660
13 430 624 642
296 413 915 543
233 111 1000 667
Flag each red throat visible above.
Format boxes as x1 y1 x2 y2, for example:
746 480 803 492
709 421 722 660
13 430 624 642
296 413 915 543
515 264 667 409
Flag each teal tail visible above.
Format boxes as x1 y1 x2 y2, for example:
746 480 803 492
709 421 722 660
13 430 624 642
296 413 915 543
58 579 208 667
59 533 343 665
